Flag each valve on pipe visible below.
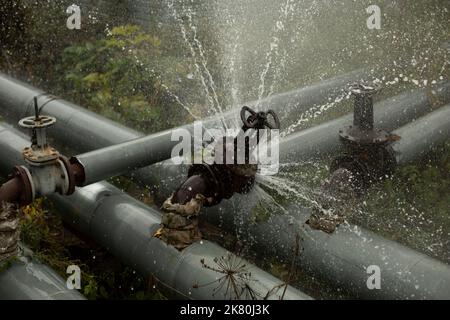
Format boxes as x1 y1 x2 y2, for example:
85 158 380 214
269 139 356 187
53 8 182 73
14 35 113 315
155 106 280 250
0 97 79 207
308 83 399 233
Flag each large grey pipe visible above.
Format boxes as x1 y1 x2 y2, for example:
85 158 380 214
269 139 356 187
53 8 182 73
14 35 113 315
2 110 450 299
0 246 85 300
0 69 370 148
2 77 450 299
0 124 310 300
200 105 450 299
211 198 450 299
145 82 450 202
391 104 450 165
0 70 371 184
6 79 449 191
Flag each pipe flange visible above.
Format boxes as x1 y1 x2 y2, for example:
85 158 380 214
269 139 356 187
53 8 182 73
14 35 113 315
22 146 60 165
59 156 76 195
339 126 391 145
56 158 70 196
348 82 380 96
12 166 34 206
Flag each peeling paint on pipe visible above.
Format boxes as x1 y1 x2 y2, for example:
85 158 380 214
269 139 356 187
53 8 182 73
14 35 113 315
50 183 311 300
201 193 450 300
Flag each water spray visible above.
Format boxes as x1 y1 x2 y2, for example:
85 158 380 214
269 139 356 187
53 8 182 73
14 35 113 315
156 106 280 250
308 82 399 233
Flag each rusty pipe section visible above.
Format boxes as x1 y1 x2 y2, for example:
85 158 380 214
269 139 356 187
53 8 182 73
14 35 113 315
0 177 23 204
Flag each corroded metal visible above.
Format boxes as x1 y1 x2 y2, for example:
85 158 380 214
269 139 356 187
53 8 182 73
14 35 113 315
0 202 20 263
19 97 59 166
158 107 279 250
332 83 397 192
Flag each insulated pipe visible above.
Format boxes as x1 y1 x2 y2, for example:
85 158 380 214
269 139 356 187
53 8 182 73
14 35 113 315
391 104 450 165
0 124 311 300
0 246 85 300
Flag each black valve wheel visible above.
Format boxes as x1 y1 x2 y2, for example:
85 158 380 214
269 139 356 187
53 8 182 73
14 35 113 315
240 106 280 130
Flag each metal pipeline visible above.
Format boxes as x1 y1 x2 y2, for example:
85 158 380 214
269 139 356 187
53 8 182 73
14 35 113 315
147 82 450 202
0 245 85 300
0 124 311 300
200 103 450 299
5 81 448 200
1 117 450 300
50 183 310 300
0 70 369 150
391 104 450 165
280 82 450 164
2 76 450 299
0 70 377 200
203 198 450 299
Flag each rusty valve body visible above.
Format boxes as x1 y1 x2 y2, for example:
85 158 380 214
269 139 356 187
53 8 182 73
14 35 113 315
332 83 397 192
173 106 280 207
156 106 280 250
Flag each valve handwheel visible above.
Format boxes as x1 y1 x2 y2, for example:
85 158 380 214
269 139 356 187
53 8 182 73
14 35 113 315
18 115 56 129
240 106 280 130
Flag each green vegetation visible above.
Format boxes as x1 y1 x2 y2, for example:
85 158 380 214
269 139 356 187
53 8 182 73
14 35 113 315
356 142 450 262
57 24 196 132
0 1 197 133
